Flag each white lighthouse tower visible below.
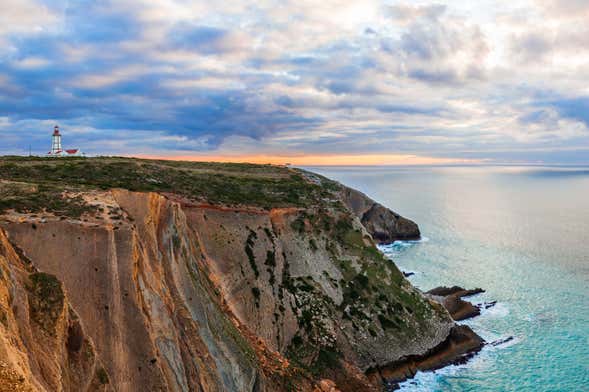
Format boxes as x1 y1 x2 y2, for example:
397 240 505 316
51 125 62 155
46 125 82 157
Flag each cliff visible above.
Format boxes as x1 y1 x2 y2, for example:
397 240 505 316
338 186 420 243
0 226 109 391
0 157 478 391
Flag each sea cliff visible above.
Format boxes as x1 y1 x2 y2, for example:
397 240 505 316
0 157 481 391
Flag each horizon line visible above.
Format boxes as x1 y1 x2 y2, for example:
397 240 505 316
3 153 589 167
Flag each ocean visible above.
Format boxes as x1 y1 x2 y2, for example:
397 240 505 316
305 166 589 392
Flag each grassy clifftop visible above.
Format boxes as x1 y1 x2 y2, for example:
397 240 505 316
0 156 339 214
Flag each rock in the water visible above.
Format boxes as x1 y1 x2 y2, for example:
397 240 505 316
478 301 497 310
427 286 485 321
427 286 484 297
361 204 420 243
369 325 485 389
490 336 514 346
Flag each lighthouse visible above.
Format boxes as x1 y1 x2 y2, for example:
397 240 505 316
51 125 62 155
46 125 82 157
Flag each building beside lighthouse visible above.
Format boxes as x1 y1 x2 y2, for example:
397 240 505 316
46 125 83 157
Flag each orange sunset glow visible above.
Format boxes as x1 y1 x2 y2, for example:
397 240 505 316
138 153 482 166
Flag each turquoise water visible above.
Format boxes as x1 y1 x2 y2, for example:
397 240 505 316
305 166 589 392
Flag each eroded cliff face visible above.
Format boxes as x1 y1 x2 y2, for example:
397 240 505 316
0 188 452 391
0 191 300 392
0 159 463 391
0 228 109 391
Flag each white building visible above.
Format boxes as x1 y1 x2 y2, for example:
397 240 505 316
46 125 83 157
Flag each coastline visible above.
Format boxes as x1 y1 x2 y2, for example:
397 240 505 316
370 240 490 390
0 158 489 391
367 325 484 390
303 165 589 391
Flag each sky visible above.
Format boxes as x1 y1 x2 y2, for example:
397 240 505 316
0 0 588 165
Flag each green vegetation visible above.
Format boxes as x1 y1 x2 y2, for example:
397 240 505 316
27 272 65 334
0 308 7 327
289 209 336 236
263 227 274 242
0 181 96 218
314 347 342 375
265 250 277 286
286 210 436 341
286 336 342 377
283 272 342 377
0 157 338 214
0 156 443 384
290 214 307 233
96 367 109 384
265 250 276 267
251 287 261 308
244 230 259 278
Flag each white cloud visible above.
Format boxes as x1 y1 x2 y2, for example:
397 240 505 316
0 0 61 54
535 0 589 18
0 0 59 33
1 0 588 162
161 76 246 91
11 57 51 69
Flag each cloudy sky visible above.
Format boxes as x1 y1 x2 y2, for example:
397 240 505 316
0 0 588 164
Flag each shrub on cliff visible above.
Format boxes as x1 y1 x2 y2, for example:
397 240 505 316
26 272 65 334
0 157 338 213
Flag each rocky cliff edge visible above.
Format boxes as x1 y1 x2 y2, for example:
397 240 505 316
0 157 478 391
